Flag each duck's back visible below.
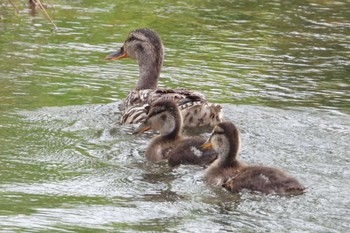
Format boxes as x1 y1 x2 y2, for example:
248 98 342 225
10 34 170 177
121 88 222 127
223 166 306 194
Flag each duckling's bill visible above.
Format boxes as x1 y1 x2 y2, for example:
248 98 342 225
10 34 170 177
133 122 151 135
105 48 128 60
201 140 213 150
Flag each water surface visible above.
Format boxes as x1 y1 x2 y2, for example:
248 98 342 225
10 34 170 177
0 0 349 232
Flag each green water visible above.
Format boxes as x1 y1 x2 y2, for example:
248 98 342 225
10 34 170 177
1 0 349 232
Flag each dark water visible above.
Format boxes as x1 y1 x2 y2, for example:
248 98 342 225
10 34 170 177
1 0 349 232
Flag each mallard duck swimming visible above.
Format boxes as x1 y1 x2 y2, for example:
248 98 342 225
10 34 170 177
106 28 222 127
202 122 306 194
134 99 217 166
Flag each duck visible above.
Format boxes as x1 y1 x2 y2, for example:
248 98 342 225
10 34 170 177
106 28 222 128
202 122 306 194
134 99 217 166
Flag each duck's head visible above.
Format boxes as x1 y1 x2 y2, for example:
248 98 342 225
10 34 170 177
106 28 164 90
106 28 164 61
202 122 241 164
134 99 182 138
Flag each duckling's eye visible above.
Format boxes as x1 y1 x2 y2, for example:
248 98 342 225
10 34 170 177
149 106 166 118
161 114 167 121
156 106 166 114
213 129 224 135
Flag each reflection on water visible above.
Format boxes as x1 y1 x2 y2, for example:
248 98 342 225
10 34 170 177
1 0 349 113
0 0 349 232
1 103 349 232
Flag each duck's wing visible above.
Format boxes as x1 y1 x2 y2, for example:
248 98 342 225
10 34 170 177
121 103 150 124
148 88 206 104
121 88 222 127
124 88 206 107
152 88 223 127
123 89 153 108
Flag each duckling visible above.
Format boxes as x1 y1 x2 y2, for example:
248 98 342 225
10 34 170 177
202 122 306 194
106 28 222 128
134 99 217 166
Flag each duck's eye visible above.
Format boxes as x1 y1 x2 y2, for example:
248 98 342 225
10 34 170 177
128 36 137 42
136 43 144 52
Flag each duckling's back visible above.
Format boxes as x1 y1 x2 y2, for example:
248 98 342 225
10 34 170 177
223 166 306 194
168 137 217 167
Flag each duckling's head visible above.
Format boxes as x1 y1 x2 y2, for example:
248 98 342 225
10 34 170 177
135 99 182 138
202 122 241 163
106 28 164 90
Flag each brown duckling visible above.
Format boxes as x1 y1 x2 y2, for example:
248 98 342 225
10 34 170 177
106 28 222 128
202 122 306 194
134 99 217 166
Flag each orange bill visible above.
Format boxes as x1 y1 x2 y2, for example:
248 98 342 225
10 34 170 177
201 141 213 150
133 122 151 135
105 48 128 60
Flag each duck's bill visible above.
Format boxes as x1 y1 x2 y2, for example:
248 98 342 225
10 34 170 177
201 141 213 150
133 123 151 135
105 49 128 60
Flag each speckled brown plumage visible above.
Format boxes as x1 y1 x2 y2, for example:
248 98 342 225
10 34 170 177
106 28 222 127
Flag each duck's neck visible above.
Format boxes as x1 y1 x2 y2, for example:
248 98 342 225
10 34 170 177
135 50 163 90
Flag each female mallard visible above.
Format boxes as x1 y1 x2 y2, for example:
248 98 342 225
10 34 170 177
202 122 306 194
134 99 217 166
106 28 222 127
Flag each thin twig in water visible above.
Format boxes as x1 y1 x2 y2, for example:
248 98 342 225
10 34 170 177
8 0 19 13
32 0 58 30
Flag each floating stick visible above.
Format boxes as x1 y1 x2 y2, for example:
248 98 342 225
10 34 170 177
32 0 58 30
8 0 19 13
